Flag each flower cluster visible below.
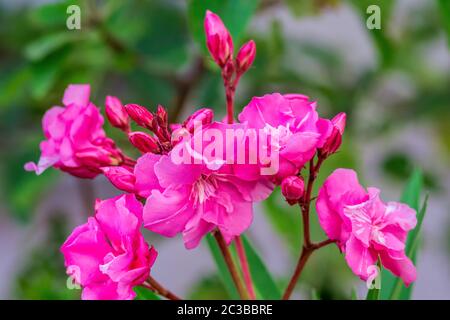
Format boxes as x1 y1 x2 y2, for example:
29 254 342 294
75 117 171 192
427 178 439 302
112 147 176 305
26 10 417 300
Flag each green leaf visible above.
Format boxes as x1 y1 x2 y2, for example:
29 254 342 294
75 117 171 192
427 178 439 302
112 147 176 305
366 286 380 300
241 235 281 299
366 260 381 300
390 195 428 300
187 0 260 53
437 0 450 46
380 169 423 299
133 287 161 300
29 0 74 28
24 32 78 61
205 234 240 299
311 288 320 300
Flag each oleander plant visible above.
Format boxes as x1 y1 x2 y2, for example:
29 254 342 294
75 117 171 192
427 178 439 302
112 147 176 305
25 8 431 300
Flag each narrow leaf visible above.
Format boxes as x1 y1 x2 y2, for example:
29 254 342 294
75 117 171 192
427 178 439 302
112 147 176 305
241 235 281 299
205 234 239 299
391 195 428 300
133 286 161 300
380 169 423 299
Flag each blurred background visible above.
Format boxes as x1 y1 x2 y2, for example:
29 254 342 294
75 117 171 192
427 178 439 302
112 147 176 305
0 0 449 299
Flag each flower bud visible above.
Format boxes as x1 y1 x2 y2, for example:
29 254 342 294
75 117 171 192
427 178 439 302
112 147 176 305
128 131 160 154
101 166 135 193
183 108 214 133
124 104 154 129
321 112 346 157
156 104 168 129
281 176 305 205
236 40 256 74
105 96 130 132
204 10 233 67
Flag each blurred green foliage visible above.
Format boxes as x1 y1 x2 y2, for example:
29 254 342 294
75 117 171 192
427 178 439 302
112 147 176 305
0 0 449 299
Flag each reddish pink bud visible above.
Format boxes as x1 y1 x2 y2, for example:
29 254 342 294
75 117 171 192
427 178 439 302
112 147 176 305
105 96 130 132
321 112 346 157
128 131 160 154
183 108 214 133
101 166 135 193
156 104 168 128
124 104 154 129
281 176 305 205
236 40 256 74
204 10 233 67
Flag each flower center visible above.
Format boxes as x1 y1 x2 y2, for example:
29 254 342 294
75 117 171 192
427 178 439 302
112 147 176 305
191 174 219 204
263 124 293 151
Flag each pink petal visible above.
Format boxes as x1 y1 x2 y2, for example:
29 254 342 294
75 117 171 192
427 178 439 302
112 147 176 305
63 84 91 107
379 250 417 286
154 155 202 188
134 153 162 198
344 235 378 281
61 218 110 286
143 186 195 237
384 201 417 231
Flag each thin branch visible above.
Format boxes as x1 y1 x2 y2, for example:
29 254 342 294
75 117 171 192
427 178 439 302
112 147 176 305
145 276 182 300
282 156 332 300
235 236 256 300
213 231 249 300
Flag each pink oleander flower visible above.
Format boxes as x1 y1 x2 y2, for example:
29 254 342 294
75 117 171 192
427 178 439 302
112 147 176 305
316 169 417 286
61 194 157 300
238 93 331 184
142 122 274 249
204 10 233 67
25 84 124 178
236 40 256 75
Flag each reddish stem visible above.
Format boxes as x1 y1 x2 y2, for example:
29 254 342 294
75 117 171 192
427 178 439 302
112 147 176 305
145 276 182 300
235 236 256 300
214 231 249 300
282 156 334 300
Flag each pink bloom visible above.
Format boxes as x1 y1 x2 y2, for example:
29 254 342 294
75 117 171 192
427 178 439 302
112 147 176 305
236 40 256 74
25 84 124 178
316 169 417 286
238 93 331 183
204 10 233 67
143 122 273 249
319 112 346 157
105 96 130 132
281 176 304 205
61 194 157 300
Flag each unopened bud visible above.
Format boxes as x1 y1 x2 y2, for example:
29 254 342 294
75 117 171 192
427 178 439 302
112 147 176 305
183 108 214 133
101 166 135 193
128 131 160 154
124 104 154 129
236 40 256 75
156 104 168 129
204 10 233 67
281 176 305 205
105 96 130 132
321 112 346 157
